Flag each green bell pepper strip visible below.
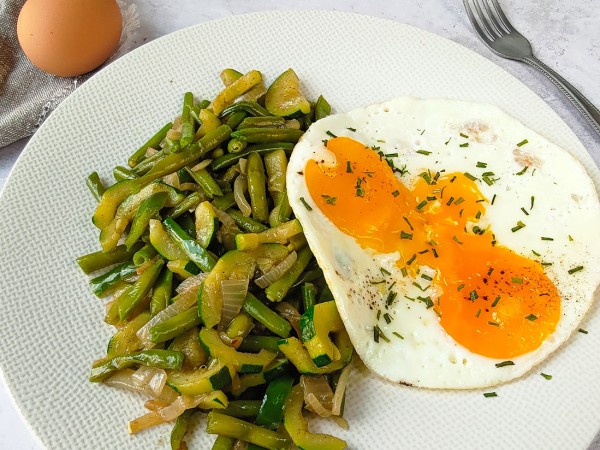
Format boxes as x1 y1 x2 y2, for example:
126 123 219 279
242 293 291 338
180 92 195 148
283 384 347 450
314 95 332 121
105 258 164 323
205 412 291 450
230 128 303 144
150 267 173 316
212 142 294 171
219 101 270 118
219 400 261 419
170 409 193 450
301 282 317 312
226 209 268 233
93 125 231 230
132 243 158 267
246 152 269 223
211 436 235 450
77 243 142 274
125 192 168 250
238 336 281 354
265 247 313 302
163 217 217 272
255 376 294 430
86 172 105 202
89 262 137 298
89 349 183 382
149 306 201 343
128 122 172 168
185 167 223 198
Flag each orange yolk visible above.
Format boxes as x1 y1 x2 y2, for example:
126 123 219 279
305 137 560 359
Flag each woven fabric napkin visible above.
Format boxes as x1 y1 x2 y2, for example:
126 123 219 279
0 0 139 148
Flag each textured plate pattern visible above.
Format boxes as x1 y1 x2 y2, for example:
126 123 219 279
0 10 598 450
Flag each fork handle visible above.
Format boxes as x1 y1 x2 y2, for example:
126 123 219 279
523 56 600 137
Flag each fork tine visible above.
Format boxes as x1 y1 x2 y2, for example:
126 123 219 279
463 0 496 43
471 0 501 39
489 0 516 32
480 0 508 36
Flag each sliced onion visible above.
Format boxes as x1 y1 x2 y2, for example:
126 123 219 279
301 375 334 416
234 175 252 217
179 182 202 192
132 365 156 384
162 172 180 190
220 278 250 326
332 416 350 430
136 286 199 347
147 369 168 396
145 147 159 157
275 301 301 337
157 395 197 421
238 158 248 175
166 128 182 140
191 159 212 171
105 369 152 396
232 440 249 450
255 251 297 288
331 360 353 416
176 272 208 294
213 207 236 228
128 411 164 434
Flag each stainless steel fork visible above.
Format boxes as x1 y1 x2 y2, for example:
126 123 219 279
463 0 600 138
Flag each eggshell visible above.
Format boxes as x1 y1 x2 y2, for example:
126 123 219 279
17 0 122 77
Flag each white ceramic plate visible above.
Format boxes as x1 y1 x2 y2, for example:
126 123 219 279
1 10 599 450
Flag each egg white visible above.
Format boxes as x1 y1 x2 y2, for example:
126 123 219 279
287 97 600 389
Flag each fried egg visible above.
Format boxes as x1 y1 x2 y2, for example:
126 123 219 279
287 97 600 389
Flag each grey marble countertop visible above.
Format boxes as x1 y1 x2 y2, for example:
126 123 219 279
1 0 599 448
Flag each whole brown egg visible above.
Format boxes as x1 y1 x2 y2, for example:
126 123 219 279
17 0 122 77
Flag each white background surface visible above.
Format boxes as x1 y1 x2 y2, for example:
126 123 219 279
0 1 599 449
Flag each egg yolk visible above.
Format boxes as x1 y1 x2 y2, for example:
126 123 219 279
305 137 560 359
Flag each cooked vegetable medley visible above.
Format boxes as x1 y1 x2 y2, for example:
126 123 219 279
77 68 351 450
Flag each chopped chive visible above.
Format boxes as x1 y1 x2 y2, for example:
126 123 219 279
426 195 437 201
512 277 523 284
373 326 379 343
541 237 554 241
515 166 528 176
418 296 434 308
460 133 469 138
383 313 392 324
532 250 541 257
488 321 500 327
530 196 535 210
355 178 365 197
380 267 391 276
421 274 433 281
299 197 312 211
488 267 494 276
393 331 404 339
579 328 588 334
568 265 584 275
540 373 552 380
386 291 397 307
376 310 381 320
475 309 481 318
401 267 408 277
469 290 479 301
541 262 553 266
453 235 463 244
347 127 356 132
346 161 353 173
420 172 433 184
525 314 537 321
457 284 465 292
402 216 414 231
491 194 497 205
407 254 417 265
377 326 390 343
386 153 399 157
475 211 482 219
492 296 500 307
326 130 337 138
483 392 498 398
568 234 574 242
416 200 428 211
517 139 528 147
521 207 530 216
445 137 452 145
454 197 465 205
321 194 337 205
417 150 431 155
495 360 514 368
464 172 477 181
511 221 526 232
400 231 413 240
432 248 439 258
460 143 469 148
392 190 400 197
476 161 487 168
446 196 455 206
